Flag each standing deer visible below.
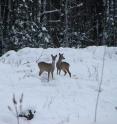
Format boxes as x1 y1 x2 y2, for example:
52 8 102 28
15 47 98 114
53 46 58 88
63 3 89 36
38 54 57 81
56 53 71 77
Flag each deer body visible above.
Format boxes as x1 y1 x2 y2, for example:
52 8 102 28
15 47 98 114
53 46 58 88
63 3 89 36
38 55 57 81
56 53 71 77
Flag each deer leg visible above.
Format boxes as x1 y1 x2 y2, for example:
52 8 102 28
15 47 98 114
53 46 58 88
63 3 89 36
66 68 71 77
57 69 58 75
63 70 67 76
48 71 50 82
39 70 43 76
51 71 53 79
59 69 61 75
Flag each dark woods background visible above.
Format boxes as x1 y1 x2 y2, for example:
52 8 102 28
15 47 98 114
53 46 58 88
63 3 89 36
0 0 117 55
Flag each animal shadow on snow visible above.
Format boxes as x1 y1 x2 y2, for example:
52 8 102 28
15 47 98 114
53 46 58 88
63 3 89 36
39 73 56 86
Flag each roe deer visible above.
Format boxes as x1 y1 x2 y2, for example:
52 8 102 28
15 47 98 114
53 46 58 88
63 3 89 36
56 53 71 77
38 54 57 81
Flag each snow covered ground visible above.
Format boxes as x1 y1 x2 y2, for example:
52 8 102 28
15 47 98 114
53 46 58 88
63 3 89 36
0 46 117 124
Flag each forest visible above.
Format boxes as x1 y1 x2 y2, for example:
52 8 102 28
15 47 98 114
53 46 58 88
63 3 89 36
0 1 117 123
0 0 117 55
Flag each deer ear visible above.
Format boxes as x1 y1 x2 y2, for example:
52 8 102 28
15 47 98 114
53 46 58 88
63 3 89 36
55 55 57 57
51 54 53 57
59 53 60 55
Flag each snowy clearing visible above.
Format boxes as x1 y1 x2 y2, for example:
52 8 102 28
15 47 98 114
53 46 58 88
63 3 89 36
0 46 117 124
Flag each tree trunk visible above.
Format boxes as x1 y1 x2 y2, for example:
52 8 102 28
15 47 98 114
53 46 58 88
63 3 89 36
37 0 41 23
64 0 69 47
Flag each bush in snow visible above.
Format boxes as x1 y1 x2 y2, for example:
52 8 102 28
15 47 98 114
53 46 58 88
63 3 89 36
8 93 36 124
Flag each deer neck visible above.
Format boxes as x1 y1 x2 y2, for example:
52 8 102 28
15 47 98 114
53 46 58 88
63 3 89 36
58 58 62 64
52 60 55 68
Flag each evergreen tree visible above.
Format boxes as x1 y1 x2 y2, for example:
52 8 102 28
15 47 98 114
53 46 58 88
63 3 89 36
5 0 52 51
0 0 116 55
